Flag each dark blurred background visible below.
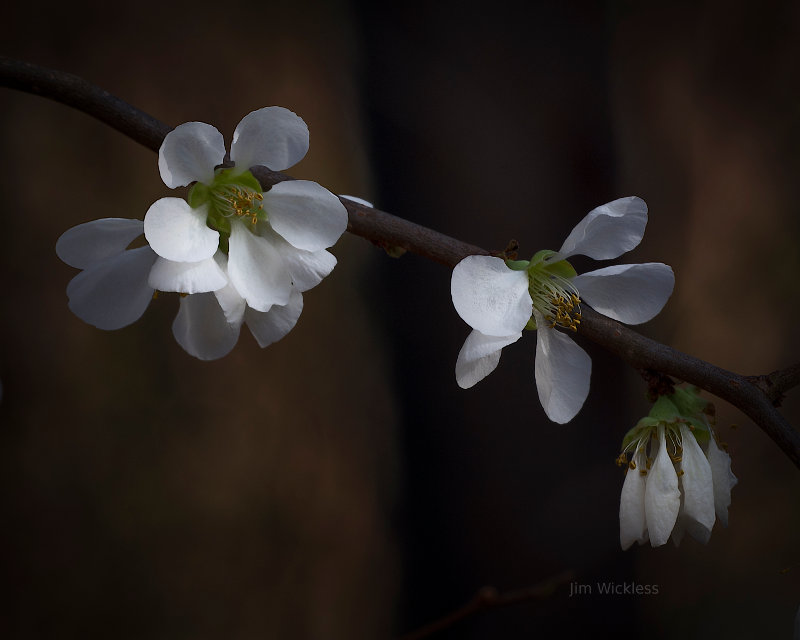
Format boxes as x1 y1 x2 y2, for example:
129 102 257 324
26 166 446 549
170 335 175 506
1 1 798 638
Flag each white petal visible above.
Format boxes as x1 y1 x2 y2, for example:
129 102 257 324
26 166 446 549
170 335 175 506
172 292 242 361
66 246 157 330
56 218 143 269
284 248 337 292
211 253 247 325
261 227 337 292
677 424 716 536
671 494 712 546
228 222 292 312
158 121 226 188
341 195 374 207
558 196 648 260
670 508 687 547
620 444 649 550
533 321 592 424
644 426 681 547
263 180 348 252
706 435 737 527
245 288 304 348
143 199 219 263
455 329 522 389
572 263 674 325
147 256 227 293
451 256 532 337
229 106 309 172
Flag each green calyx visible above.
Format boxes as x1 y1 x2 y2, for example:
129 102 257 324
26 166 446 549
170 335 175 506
620 387 714 453
187 168 266 252
528 250 578 279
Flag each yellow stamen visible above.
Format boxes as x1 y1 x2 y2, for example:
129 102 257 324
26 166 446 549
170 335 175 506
214 184 265 223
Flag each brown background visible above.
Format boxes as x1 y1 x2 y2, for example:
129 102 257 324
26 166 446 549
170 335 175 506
0 1 798 638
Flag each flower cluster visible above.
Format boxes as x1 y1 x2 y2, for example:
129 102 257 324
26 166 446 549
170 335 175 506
618 387 737 549
450 197 675 423
56 107 348 360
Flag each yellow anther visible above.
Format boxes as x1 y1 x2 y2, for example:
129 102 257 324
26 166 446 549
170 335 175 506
677 469 685 477
545 291 582 332
639 469 648 476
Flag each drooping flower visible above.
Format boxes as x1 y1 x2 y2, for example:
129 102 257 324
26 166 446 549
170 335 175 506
57 107 348 360
451 197 674 423
618 388 737 549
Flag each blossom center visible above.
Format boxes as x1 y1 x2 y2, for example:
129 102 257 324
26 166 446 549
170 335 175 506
188 168 267 252
211 184 264 225
526 250 582 331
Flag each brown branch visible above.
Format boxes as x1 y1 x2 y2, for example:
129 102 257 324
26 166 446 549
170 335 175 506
399 570 575 640
249 167 489 266
0 57 171 152
578 308 800 468
2 56 799 468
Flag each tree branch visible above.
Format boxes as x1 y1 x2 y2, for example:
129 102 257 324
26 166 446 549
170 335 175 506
399 570 575 640
2 56 798 468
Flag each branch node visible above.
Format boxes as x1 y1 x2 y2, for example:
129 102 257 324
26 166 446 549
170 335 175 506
638 368 676 401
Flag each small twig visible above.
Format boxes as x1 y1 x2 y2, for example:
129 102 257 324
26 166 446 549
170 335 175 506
2 56 799 468
399 570 575 640
746 363 800 407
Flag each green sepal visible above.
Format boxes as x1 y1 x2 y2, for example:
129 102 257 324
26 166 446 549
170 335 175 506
621 386 715 454
529 249 555 266
544 259 578 279
527 249 577 278
188 182 210 208
671 386 711 417
525 316 538 331
683 419 711 445
648 395 681 422
207 215 231 238
621 416 659 451
217 234 230 254
506 259 530 271
230 169 263 192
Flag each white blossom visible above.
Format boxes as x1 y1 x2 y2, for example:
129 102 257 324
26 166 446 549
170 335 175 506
451 197 674 423
618 394 737 550
58 107 347 360
144 107 347 316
